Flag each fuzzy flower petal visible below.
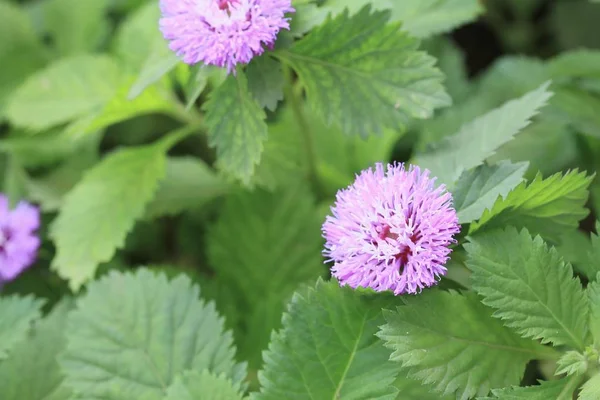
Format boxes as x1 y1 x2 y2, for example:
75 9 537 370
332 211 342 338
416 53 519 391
159 0 294 73
0 195 40 282
322 163 460 295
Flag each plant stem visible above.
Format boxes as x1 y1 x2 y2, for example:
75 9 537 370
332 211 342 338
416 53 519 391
282 64 323 198
157 123 204 151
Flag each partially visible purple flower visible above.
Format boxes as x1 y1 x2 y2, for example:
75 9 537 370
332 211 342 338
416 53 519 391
0 195 40 282
322 163 460 295
159 0 294 73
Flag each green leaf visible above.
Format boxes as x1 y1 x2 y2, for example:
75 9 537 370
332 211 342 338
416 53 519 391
43 0 109 55
5 55 120 131
453 161 529 224
470 170 592 244
0 2 47 115
388 0 483 38
485 377 579 400
0 295 44 359
128 51 180 100
392 375 453 399
277 5 450 137
145 157 229 219
165 370 243 400
0 301 73 400
60 270 246 400
289 3 329 37
50 143 168 291
203 73 268 184
587 273 600 347
548 49 600 79
207 183 324 368
184 65 210 110
253 279 399 400
580 373 600 400
556 350 589 376
246 55 284 112
415 82 552 187
465 228 589 350
378 290 546 400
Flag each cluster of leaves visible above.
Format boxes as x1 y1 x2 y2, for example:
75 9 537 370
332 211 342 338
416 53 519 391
2 0 600 398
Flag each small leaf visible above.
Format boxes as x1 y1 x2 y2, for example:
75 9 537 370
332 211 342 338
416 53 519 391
5 55 120 131
465 228 589 350
50 143 168 291
415 82 553 187
278 5 450 137
587 274 600 346
253 279 399 400
165 370 243 400
145 156 229 219
378 290 546 399
246 55 284 111
470 170 592 244
203 72 268 183
0 301 73 400
60 270 246 400
485 377 579 400
452 161 529 224
555 350 589 376
0 295 44 359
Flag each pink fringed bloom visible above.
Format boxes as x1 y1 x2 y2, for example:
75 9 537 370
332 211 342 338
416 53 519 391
323 163 460 295
159 0 294 73
0 195 40 282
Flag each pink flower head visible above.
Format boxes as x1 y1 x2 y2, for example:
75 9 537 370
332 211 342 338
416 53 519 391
322 163 460 295
0 195 40 282
159 0 294 73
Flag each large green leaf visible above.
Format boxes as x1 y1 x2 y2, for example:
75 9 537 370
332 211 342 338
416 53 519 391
580 373 600 400
465 228 589 351
246 55 284 112
43 0 109 55
5 55 121 131
50 142 168 291
378 290 548 400
164 370 243 400
470 170 592 244
415 82 552 187
587 273 600 347
253 279 399 399
388 0 483 38
203 72 268 184
206 183 324 368
277 5 450 137
60 270 246 400
452 161 529 224
0 2 47 115
0 301 73 400
484 377 579 400
145 157 229 219
0 295 44 359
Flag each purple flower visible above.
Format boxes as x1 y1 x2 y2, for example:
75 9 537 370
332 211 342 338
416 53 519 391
159 0 294 73
322 163 460 295
0 195 40 282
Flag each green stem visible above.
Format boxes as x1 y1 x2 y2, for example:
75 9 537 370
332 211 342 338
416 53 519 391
282 64 323 198
157 123 204 151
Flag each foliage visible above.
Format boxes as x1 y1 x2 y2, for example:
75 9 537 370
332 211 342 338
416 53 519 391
2 1 600 399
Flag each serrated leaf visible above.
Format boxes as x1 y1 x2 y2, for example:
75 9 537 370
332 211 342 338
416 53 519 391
465 228 589 350
556 350 589 376
145 157 229 219
0 2 47 115
43 0 109 55
203 72 267 184
289 3 329 37
393 375 453 399
246 55 284 111
587 273 600 346
277 5 450 137
0 295 44 359
207 183 324 368
5 55 120 131
470 170 592 244
0 301 73 400
253 279 399 400
388 0 483 38
580 373 600 400
415 82 552 186
60 270 246 400
165 370 243 400
485 377 578 400
453 161 529 224
378 290 546 400
50 143 168 291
